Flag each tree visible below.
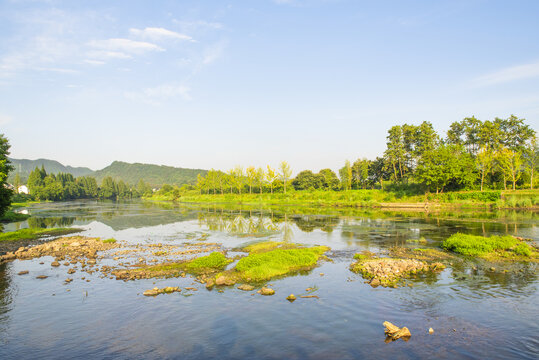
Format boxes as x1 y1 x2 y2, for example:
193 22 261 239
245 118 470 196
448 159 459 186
476 147 493 191
339 160 352 190
352 159 370 189
415 145 468 193
256 167 265 193
369 157 389 190
292 170 322 190
384 125 406 180
0 134 14 216
233 166 244 194
246 166 256 194
523 137 538 189
14 173 21 192
279 161 292 194
319 168 339 190
100 176 117 199
266 166 278 194
497 148 522 190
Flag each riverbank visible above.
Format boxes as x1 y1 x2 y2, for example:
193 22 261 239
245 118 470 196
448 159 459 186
144 189 539 210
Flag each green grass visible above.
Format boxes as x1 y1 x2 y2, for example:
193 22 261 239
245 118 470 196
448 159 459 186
0 211 31 223
184 252 232 272
145 188 539 209
102 238 117 243
234 246 329 282
146 252 232 274
0 227 82 242
241 241 301 253
442 233 537 258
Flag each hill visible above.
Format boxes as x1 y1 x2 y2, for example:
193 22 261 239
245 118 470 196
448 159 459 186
92 161 207 186
8 158 93 183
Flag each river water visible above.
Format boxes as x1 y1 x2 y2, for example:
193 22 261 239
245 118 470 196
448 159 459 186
0 200 538 359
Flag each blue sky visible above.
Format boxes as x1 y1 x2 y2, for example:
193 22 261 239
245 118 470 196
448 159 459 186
1 0 538 173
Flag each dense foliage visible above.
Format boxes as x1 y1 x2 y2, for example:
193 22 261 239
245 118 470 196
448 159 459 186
193 115 537 195
26 167 153 201
0 134 14 216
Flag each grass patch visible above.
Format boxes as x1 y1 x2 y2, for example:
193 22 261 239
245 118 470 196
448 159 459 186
442 233 538 260
0 227 82 242
0 211 31 223
145 252 231 275
241 241 301 253
102 238 117 244
234 246 329 282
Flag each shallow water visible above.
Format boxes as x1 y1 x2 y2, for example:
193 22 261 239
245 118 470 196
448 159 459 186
1 200 538 359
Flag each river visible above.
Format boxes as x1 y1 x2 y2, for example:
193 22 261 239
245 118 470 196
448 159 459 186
0 200 537 359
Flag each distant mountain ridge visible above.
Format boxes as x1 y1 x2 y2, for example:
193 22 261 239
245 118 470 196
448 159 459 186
8 158 207 187
8 158 93 183
92 161 207 186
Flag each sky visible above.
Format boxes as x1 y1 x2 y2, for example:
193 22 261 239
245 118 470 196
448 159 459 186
1 0 539 173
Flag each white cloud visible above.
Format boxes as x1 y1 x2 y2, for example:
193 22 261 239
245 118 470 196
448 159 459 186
84 59 105 65
87 50 132 60
88 38 164 54
129 27 194 42
125 84 192 105
473 61 539 86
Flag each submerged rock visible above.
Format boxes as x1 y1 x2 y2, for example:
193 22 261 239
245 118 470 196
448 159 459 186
259 287 275 296
36 275 48 279
383 321 411 341
215 275 236 286
237 284 254 291
18 270 29 275
286 294 296 302
143 286 181 296
428 327 434 334
51 261 60 267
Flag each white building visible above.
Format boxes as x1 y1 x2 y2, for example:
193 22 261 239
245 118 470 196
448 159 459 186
17 185 29 194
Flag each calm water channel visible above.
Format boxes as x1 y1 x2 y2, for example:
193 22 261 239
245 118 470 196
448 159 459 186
0 200 538 359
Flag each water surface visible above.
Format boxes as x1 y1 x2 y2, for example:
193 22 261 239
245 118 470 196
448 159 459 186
1 200 538 359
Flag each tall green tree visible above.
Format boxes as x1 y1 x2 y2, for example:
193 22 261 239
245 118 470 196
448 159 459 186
476 147 493 191
279 161 292 194
0 134 14 216
265 166 277 194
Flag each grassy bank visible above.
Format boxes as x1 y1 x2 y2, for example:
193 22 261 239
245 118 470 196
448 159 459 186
0 228 82 242
0 211 31 223
145 189 539 210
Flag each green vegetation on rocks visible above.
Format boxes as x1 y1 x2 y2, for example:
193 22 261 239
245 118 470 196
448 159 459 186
0 227 82 242
442 233 538 260
234 246 329 282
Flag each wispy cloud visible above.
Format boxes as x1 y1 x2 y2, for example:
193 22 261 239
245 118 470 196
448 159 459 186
472 61 539 86
88 38 164 54
202 40 227 65
0 114 12 126
129 27 194 42
125 83 192 105
86 50 132 60
83 59 105 66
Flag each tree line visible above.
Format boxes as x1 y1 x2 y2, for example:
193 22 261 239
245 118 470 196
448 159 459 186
194 115 537 195
26 166 153 201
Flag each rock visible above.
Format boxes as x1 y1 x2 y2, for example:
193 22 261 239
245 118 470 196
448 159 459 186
113 257 119 261
215 275 236 286
319 273 324 276
370 278 381 288
286 294 296 302
67 268 76 274
18 270 29 275
143 289 160 296
428 327 434 334
383 321 411 340
65 278 73 283
36 275 48 279
490 267 496 272
259 287 275 296
63 262 70 266
238 284 255 291
70 242 81 247
205 279 215 289
51 261 60 267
